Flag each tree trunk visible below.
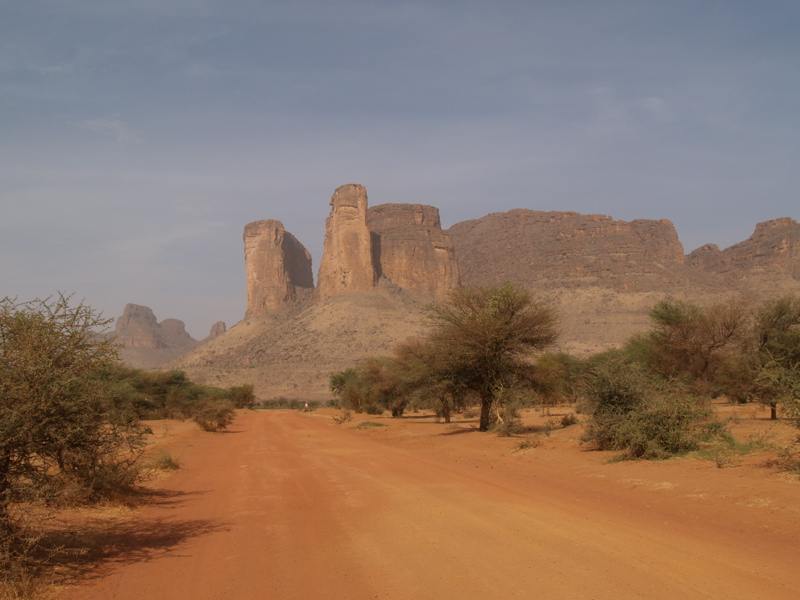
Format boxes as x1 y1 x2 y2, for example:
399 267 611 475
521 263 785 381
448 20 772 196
771 402 778 420
479 398 492 432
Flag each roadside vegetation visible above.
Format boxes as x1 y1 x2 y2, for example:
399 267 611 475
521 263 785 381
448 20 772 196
3 287 798 598
330 282 559 431
0 294 253 597
330 286 800 469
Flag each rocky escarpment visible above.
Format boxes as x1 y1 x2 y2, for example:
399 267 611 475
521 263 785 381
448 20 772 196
367 203 460 298
244 219 313 318
172 184 798 398
686 218 800 280
448 210 686 292
113 304 164 349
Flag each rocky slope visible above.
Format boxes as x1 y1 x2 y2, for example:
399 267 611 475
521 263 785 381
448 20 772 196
171 285 428 399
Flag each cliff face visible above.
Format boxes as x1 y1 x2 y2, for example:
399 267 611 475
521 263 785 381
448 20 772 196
687 218 800 279
367 203 461 299
449 210 686 291
243 184 464 315
243 219 313 318
114 304 162 348
316 184 377 301
171 187 799 399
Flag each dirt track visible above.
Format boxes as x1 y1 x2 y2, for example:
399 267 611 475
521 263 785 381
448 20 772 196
58 409 800 600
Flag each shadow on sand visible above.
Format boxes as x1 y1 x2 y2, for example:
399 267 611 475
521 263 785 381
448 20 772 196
39 488 230 592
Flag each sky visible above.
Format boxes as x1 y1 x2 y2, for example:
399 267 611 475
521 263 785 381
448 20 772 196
2 0 799 338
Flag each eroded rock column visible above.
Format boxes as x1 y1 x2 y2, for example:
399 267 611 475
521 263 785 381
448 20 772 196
244 219 313 318
316 184 376 301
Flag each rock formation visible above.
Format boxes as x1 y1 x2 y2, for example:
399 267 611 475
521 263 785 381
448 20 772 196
169 188 800 399
114 304 203 369
114 304 163 348
244 219 314 318
367 203 461 298
244 185 464 310
448 210 686 292
206 321 227 340
686 218 800 279
316 184 377 301
158 318 198 348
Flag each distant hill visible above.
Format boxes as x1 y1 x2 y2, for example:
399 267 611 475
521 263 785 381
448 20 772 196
112 303 225 369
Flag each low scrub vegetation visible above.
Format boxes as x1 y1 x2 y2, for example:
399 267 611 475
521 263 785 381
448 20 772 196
332 410 353 425
257 397 320 411
330 288 800 469
330 282 560 431
99 366 254 421
578 357 721 459
149 450 182 471
0 293 252 596
193 400 237 432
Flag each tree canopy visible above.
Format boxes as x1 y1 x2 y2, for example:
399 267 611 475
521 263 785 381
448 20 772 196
329 283 559 431
0 294 147 537
417 282 559 431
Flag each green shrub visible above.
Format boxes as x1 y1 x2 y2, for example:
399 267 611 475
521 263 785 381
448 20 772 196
610 395 714 459
354 421 387 430
491 414 524 437
228 384 256 409
193 400 236 432
560 413 578 427
0 294 148 592
580 357 722 460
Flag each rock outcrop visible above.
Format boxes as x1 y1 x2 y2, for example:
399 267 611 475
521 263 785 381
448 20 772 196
244 220 314 318
171 189 799 399
245 186 462 309
206 321 227 340
687 218 800 279
449 210 686 292
316 184 377 301
114 304 203 369
114 304 163 349
367 203 461 298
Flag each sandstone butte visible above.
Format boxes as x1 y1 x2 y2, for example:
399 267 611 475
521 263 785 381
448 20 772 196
154 183 799 398
113 303 225 370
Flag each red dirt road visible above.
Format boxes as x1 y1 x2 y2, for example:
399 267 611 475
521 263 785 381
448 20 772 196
59 409 800 600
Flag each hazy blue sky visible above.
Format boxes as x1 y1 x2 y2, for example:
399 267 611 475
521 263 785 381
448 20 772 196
2 0 798 337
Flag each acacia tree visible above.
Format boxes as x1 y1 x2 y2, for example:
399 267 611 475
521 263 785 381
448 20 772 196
388 338 471 422
630 297 750 392
424 282 559 431
0 294 147 538
752 294 800 419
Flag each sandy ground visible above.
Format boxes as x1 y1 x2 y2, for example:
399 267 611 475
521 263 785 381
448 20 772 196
53 405 800 600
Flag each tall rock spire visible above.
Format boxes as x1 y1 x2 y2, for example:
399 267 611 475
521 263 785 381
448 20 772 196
316 184 377 301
